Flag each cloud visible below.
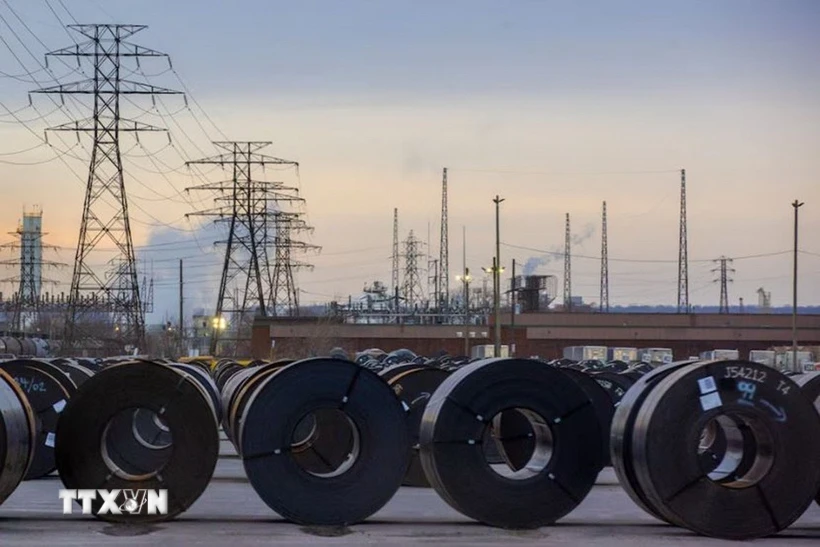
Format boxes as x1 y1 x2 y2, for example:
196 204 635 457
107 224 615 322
137 223 224 324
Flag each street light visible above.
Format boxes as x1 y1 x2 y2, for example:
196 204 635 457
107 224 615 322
456 269 472 356
211 316 227 331
791 200 804 373
483 258 505 356
493 195 505 357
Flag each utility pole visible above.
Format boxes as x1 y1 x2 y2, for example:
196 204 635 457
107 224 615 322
563 213 572 311
677 169 689 313
456 225 471 355
179 259 184 355
457 267 472 356
791 200 804 373
600 201 609 312
510 258 516 356
493 196 505 357
33 24 182 353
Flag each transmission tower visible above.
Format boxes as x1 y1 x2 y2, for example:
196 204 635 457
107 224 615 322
563 213 572 311
186 142 313 355
600 201 609 312
712 256 734 314
677 168 689 313
268 212 317 315
32 24 181 352
391 208 400 307
438 167 449 314
0 208 65 333
401 230 425 311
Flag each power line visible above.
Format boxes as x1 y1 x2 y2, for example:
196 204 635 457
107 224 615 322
501 242 791 264
449 167 680 176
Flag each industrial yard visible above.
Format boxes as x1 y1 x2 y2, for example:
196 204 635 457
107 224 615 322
0 1 819 546
1 451 818 546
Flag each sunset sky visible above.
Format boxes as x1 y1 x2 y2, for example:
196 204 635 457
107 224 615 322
0 0 818 323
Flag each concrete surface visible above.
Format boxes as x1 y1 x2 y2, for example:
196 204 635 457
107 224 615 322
1 450 818 546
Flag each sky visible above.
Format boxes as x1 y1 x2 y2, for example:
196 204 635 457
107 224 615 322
0 0 818 324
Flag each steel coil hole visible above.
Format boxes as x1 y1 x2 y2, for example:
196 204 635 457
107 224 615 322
101 407 173 481
290 408 360 478
486 408 552 480
697 412 773 489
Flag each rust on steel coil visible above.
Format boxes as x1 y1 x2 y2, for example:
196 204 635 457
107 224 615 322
377 363 422 383
630 360 820 539
610 360 699 522
419 358 603 529
239 358 410 525
793 371 820 505
55 361 219 522
220 359 293 431
0 369 36 504
226 363 289 446
213 360 243 391
380 364 450 487
0 359 77 479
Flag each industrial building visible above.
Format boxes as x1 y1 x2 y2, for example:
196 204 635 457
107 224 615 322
252 311 820 362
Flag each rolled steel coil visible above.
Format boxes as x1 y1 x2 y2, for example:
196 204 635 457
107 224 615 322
239 357 410 525
0 369 36 505
420 357 603 529
0 359 78 479
380 364 450 487
55 360 219 522
615 359 820 539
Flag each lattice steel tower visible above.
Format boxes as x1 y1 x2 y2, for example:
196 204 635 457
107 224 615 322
32 24 181 352
600 201 609 312
677 168 689 313
186 142 313 355
438 168 449 313
713 256 734 314
563 213 572 311
401 230 425 311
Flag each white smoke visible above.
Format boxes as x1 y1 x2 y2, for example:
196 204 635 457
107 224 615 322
521 222 596 276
